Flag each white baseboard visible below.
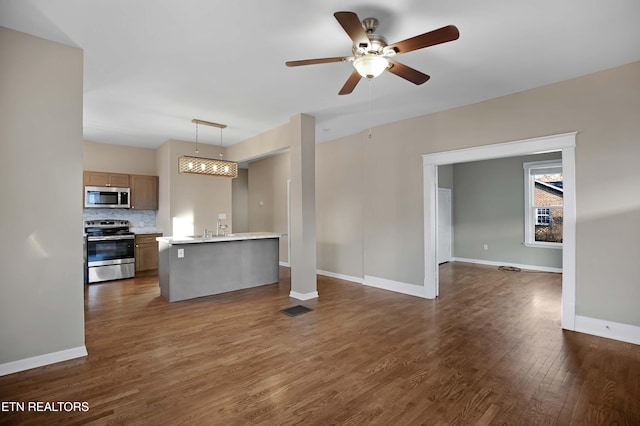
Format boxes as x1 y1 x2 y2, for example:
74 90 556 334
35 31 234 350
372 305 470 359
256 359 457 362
0 346 88 377
574 315 640 346
279 261 290 267
452 257 562 273
363 275 427 299
289 290 319 301
317 269 363 284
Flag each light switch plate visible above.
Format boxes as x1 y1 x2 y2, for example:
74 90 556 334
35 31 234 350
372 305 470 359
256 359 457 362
177 248 184 258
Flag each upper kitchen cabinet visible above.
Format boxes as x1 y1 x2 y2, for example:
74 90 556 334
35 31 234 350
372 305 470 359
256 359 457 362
130 174 159 210
84 171 130 188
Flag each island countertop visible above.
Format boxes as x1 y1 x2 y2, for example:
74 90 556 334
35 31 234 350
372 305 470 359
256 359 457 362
157 232 280 302
157 232 281 245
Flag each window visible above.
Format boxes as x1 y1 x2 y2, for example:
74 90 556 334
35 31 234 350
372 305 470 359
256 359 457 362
536 207 551 225
523 160 563 248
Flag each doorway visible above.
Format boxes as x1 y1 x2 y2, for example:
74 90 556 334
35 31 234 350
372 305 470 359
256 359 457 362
437 188 452 266
423 132 577 330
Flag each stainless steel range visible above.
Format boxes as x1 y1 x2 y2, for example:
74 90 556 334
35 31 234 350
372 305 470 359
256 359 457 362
84 220 135 283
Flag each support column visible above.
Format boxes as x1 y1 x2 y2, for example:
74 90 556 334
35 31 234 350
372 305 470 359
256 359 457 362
289 113 318 300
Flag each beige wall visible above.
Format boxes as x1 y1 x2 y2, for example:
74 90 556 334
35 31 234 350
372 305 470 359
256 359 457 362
248 153 290 262
0 27 85 364
156 139 232 238
232 168 249 233
155 141 171 234
316 133 364 278
226 123 290 163
83 140 156 175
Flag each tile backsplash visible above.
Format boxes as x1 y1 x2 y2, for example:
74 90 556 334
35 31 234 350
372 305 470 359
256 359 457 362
83 208 157 229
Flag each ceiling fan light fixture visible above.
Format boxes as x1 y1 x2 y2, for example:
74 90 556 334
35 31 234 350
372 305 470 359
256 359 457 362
353 55 389 79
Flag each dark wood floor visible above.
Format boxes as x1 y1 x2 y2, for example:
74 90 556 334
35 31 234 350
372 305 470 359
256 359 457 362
1 262 639 425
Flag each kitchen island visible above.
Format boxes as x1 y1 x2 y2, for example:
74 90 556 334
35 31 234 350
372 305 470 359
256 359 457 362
157 232 280 302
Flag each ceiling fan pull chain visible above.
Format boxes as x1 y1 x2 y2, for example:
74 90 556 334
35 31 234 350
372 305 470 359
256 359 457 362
368 78 373 139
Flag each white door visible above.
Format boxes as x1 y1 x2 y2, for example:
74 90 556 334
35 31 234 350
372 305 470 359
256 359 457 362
437 188 452 265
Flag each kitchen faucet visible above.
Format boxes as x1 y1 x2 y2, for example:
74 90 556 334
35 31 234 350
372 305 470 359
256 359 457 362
217 219 228 236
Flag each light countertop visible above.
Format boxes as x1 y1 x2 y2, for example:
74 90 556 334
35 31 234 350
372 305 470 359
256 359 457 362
157 232 281 245
131 227 163 234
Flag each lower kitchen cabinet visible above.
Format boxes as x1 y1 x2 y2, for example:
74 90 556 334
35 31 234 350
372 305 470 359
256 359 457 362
135 233 162 275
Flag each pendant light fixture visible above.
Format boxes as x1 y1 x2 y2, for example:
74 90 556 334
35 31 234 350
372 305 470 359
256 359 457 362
178 119 238 178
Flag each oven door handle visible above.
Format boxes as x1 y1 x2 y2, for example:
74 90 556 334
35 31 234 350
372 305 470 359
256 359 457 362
87 235 134 242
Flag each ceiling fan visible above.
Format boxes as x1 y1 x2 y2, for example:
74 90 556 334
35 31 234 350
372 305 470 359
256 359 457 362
286 11 459 95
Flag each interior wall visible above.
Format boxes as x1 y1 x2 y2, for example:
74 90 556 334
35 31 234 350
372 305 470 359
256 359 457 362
232 168 249 233
438 164 454 189
452 152 562 268
157 139 232 237
83 140 156 175
155 141 171 236
247 153 290 262
0 27 85 364
226 123 290 163
316 133 364 278
363 122 426 286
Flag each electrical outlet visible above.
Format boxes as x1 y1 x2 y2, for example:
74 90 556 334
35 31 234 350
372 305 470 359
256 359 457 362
483 244 489 250
218 213 227 220
177 248 184 258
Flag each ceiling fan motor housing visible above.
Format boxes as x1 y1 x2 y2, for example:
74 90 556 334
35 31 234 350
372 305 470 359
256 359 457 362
353 35 389 58
362 17 379 33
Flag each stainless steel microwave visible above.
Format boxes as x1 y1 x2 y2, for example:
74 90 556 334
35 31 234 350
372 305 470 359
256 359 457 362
84 186 130 208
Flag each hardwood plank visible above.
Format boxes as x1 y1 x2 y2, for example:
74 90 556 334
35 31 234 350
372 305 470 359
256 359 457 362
1 262 639 425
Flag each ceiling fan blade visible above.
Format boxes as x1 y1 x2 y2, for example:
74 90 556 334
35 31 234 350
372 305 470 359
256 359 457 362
387 60 430 85
338 70 361 95
334 11 370 49
286 57 349 67
387 25 459 54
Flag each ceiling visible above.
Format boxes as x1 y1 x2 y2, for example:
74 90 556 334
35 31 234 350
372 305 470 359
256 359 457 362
2 0 639 150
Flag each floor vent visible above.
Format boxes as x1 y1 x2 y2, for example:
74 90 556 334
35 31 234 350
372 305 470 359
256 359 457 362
281 305 313 317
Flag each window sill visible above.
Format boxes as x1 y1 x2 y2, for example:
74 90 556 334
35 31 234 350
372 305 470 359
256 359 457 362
523 241 563 249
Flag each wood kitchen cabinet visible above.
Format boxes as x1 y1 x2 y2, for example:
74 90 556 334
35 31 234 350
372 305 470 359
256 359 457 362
130 174 159 210
135 233 162 275
83 171 159 210
83 171 130 188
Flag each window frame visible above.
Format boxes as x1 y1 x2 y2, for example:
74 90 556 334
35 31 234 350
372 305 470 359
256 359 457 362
523 159 563 249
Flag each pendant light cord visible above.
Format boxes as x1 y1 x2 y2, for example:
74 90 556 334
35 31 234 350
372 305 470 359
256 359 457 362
195 122 199 154
220 127 224 159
